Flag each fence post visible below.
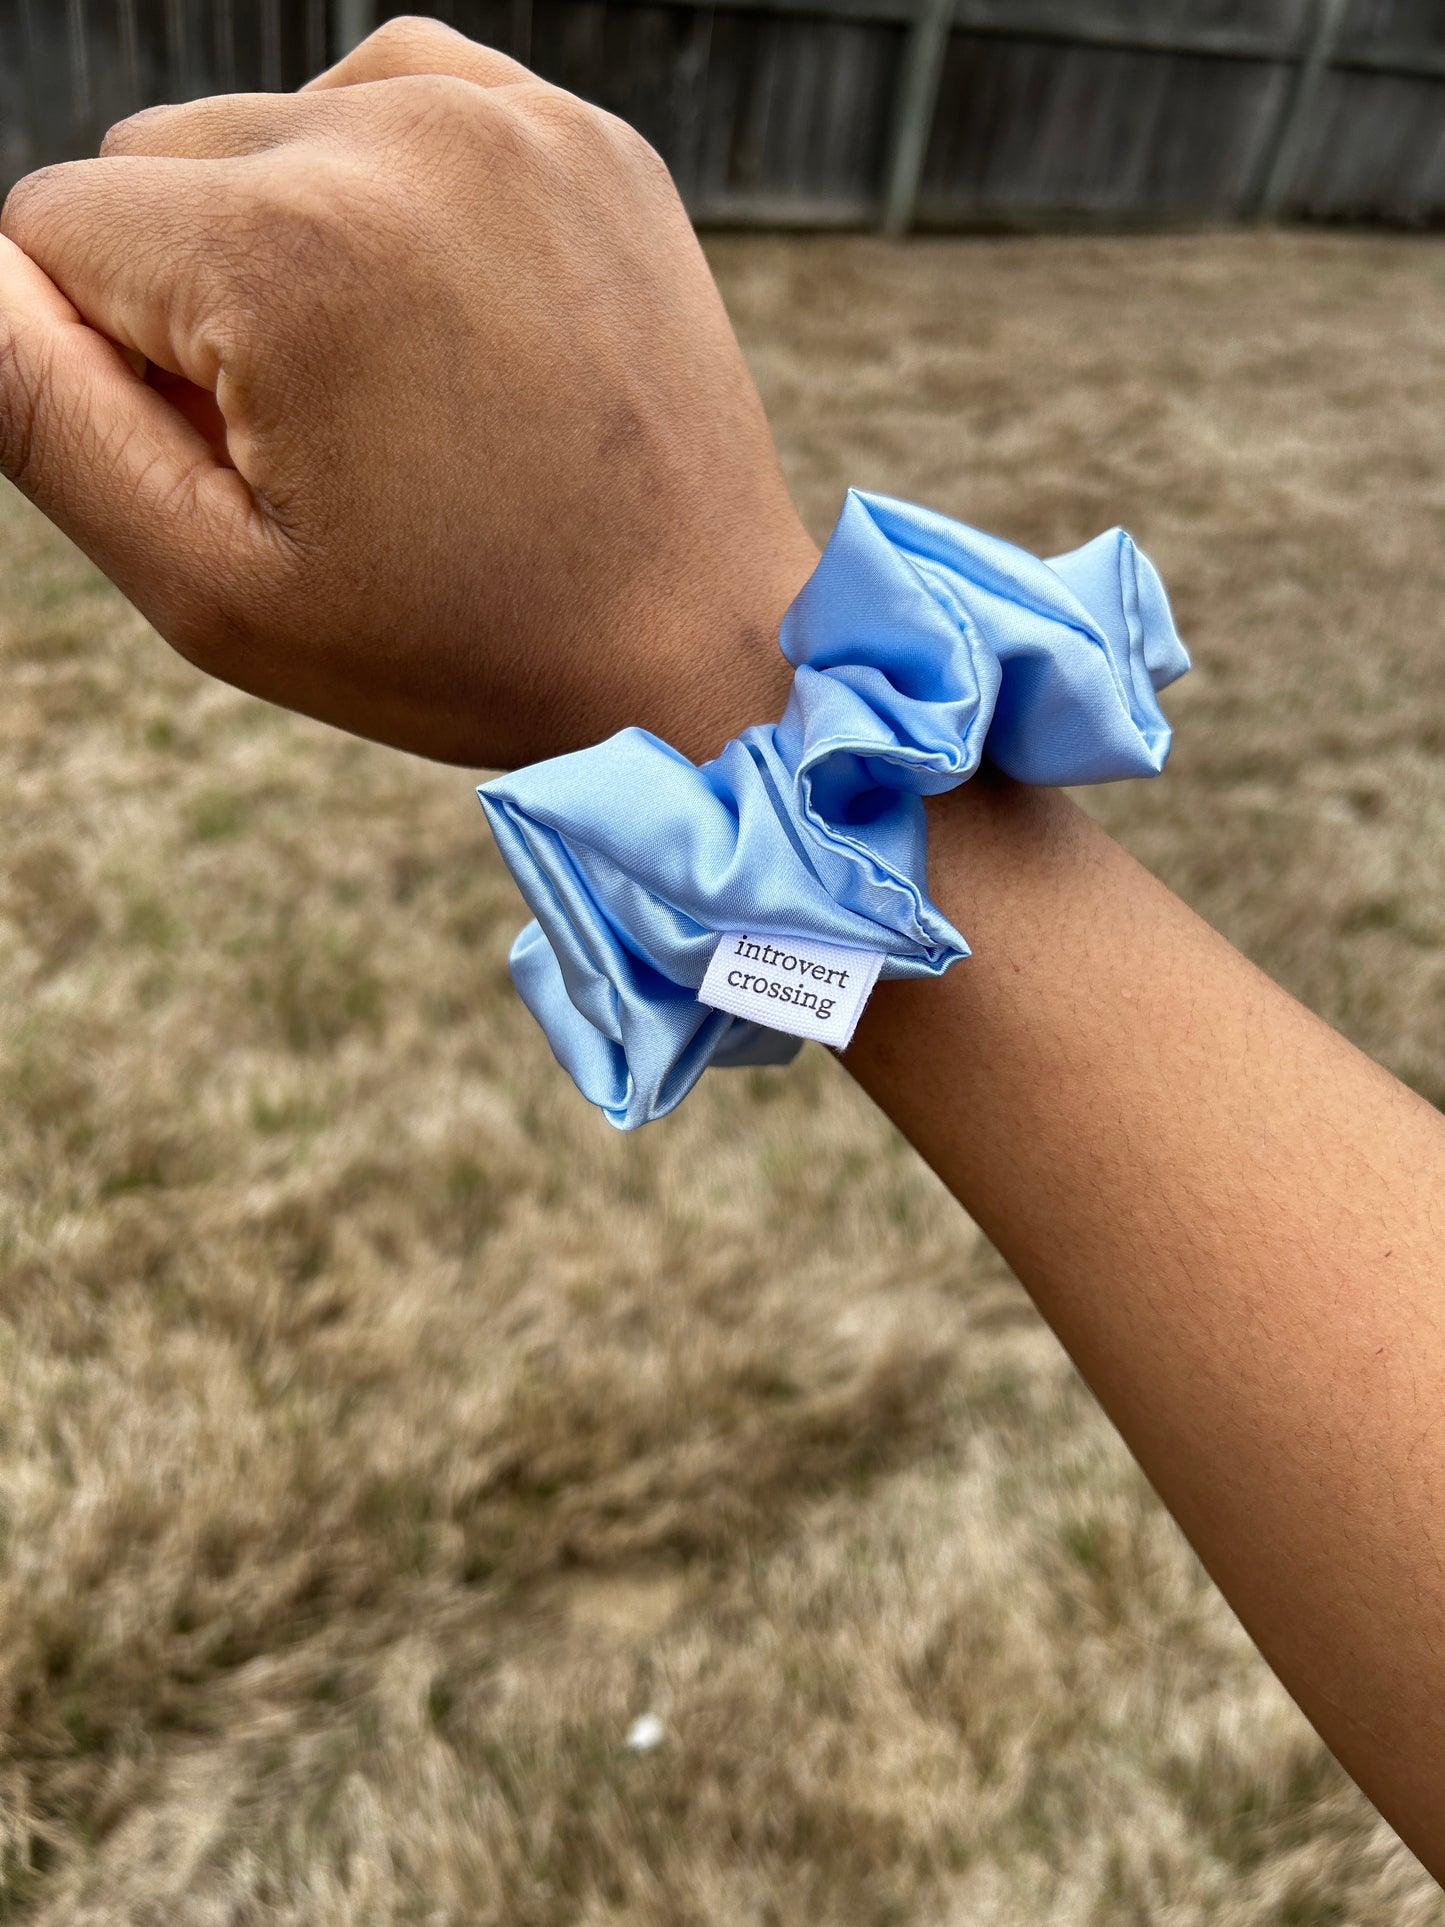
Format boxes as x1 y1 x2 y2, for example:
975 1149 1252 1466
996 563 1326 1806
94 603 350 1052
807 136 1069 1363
1253 0 1348 219
882 0 952 236
333 0 378 58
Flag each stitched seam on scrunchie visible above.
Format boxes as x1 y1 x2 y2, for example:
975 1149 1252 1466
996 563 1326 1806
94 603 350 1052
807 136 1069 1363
1115 535 1164 736
739 737 833 899
889 516 1144 740
495 806 716 974
496 810 628 1053
742 737 955 957
787 736 969 957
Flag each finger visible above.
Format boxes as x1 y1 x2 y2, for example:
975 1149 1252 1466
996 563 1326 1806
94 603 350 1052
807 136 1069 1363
0 233 264 651
101 90 345 161
305 15 530 91
3 156 241 386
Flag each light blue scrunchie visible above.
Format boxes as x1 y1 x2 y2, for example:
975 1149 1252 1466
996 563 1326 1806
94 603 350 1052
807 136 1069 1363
478 489 1189 1130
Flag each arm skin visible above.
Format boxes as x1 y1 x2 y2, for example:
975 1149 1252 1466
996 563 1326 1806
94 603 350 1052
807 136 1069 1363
846 774 1445 1875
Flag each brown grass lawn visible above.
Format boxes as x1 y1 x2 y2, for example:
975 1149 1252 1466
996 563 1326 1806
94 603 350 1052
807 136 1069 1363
1 230 1443 1923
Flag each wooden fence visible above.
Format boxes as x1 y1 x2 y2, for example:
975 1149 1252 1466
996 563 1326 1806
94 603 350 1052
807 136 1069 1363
2 0 1442 227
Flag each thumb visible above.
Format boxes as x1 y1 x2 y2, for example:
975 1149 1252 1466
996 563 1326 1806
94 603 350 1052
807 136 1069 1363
0 233 266 659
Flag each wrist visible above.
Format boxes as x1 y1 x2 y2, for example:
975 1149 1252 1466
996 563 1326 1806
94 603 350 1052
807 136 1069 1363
642 528 819 764
481 491 1185 1130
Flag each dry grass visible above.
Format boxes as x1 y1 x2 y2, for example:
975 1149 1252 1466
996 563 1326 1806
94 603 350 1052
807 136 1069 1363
0 230 1442 1923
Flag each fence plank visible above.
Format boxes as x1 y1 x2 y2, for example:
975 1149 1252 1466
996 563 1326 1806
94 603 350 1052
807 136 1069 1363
1 0 1440 224
1256 0 1350 215
260 0 282 88
1290 65 1445 218
164 0 188 102
307 0 328 76
1338 40 1445 81
65 0 90 123
918 31 1291 223
669 3 715 198
883 0 953 232
510 0 534 64
602 0 1445 75
333 0 377 56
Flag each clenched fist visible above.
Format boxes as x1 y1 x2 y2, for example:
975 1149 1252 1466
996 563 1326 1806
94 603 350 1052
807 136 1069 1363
0 17 814 766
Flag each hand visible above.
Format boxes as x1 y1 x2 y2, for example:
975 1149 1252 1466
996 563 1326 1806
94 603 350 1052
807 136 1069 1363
0 17 814 767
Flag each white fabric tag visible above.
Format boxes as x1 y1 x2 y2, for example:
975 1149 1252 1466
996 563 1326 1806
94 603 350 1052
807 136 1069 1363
697 931 886 1050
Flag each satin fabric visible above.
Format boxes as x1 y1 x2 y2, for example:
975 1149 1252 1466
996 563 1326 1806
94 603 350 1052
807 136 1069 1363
479 489 1189 1130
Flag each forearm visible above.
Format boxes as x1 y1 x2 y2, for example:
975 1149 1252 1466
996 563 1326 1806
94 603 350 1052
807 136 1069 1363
847 776 1445 1872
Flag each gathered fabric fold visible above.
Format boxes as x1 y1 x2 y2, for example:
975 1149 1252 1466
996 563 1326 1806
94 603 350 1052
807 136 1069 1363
478 489 1189 1129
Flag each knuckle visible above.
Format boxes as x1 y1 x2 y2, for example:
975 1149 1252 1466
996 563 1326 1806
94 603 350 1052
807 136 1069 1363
1 164 65 245
365 14 465 61
612 117 672 187
243 152 366 252
519 85 597 143
519 88 673 189
383 70 496 150
223 153 403 344
369 13 428 45
387 69 483 122
378 74 524 173
515 87 626 178
99 105 165 156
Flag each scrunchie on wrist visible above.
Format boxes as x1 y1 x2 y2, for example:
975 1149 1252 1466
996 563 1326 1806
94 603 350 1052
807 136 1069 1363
478 490 1189 1130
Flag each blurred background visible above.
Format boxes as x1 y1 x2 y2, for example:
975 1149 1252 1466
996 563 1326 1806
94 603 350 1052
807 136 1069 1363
2 4 1444 1924
3 0 1444 228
